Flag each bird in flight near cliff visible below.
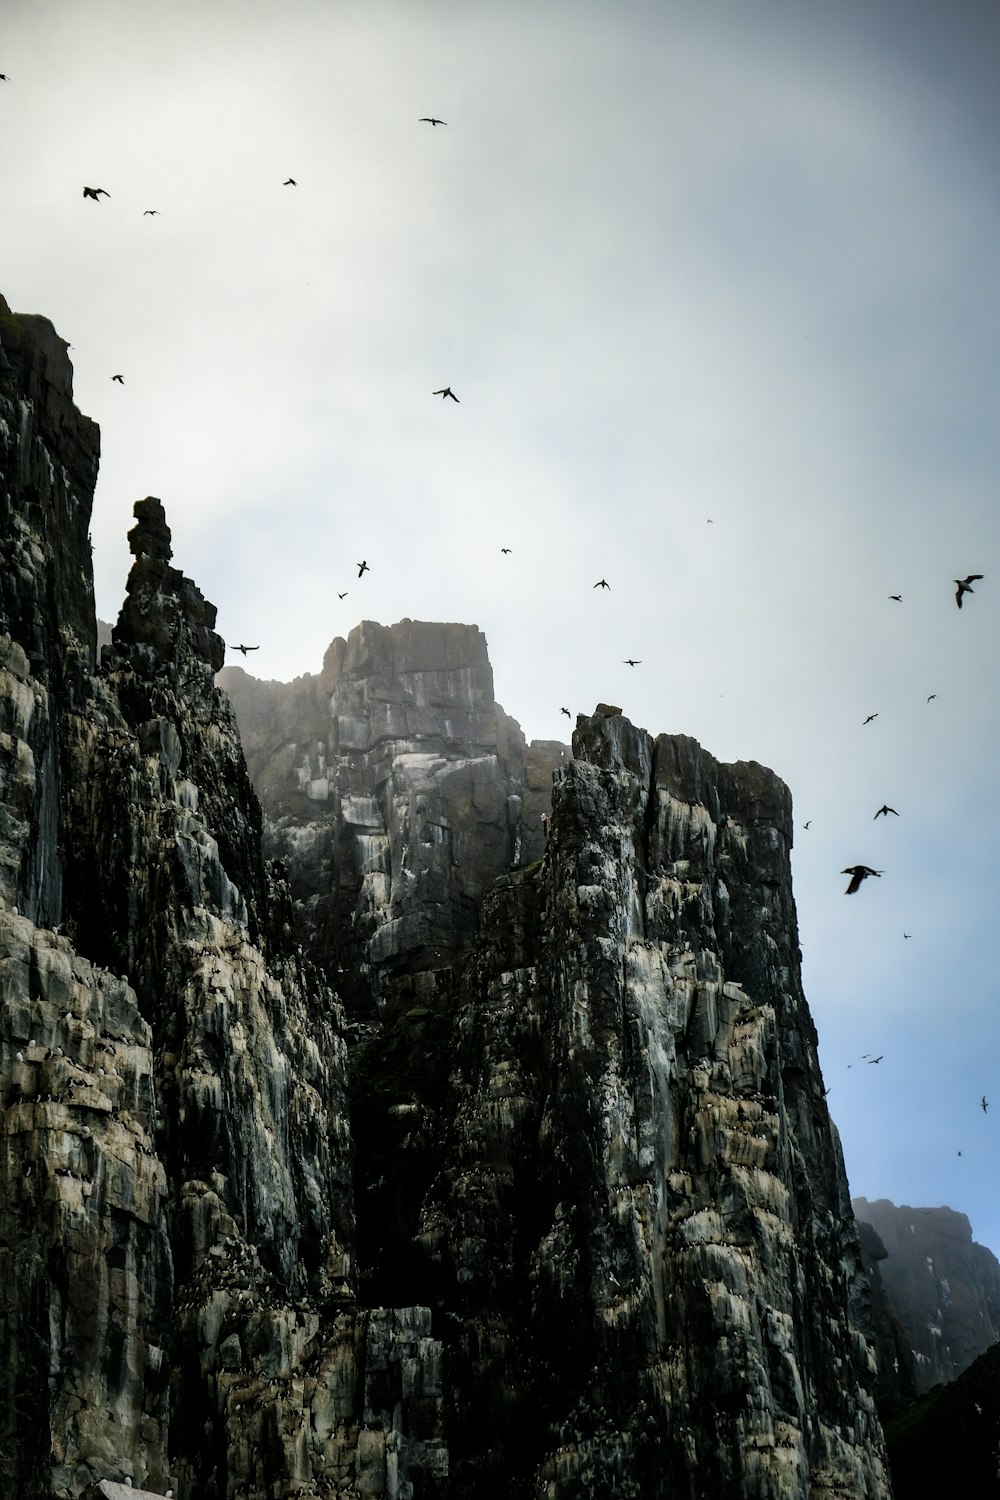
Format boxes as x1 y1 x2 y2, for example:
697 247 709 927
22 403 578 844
419 117 447 125
560 707 571 718
433 386 459 401
594 578 610 590
955 574 984 607
803 821 812 829
357 560 369 577
873 805 898 819
842 865 882 894
862 713 878 725
623 659 641 666
83 187 110 200
231 644 259 655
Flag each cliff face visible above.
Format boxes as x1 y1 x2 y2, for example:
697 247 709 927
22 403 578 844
1 292 891 1500
853 1197 1000 1393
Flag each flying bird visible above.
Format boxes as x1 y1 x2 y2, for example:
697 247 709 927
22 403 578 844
501 547 512 554
231 644 259 655
803 820 812 829
419 117 447 125
560 707 571 718
955 574 983 608
842 865 882 894
927 694 937 702
873 805 898 819
622 659 641 666
903 932 911 939
283 178 296 185
83 187 110 200
111 374 124 384
981 1096 988 1113
357 560 369 577
433 386 459 401
142 209 160 216
862 713 878 725
889 594 902 602
338 591 348 599
866 1055 884 1065
594 578 610 590
0 73 10 81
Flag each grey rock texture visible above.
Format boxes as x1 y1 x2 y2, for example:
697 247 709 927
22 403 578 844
853 1196 1000 1393
219 625 566 1018
1 290 891 1499
1 296 444 1500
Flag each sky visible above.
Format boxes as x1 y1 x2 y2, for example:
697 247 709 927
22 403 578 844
3 0 999 1259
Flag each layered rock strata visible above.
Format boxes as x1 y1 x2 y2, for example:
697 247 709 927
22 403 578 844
853 1196 1000 1393
1 296 445 1500
219 629 567 1017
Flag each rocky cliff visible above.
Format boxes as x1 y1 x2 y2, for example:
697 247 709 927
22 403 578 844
853 1196 1000 1394
1 292 892 1499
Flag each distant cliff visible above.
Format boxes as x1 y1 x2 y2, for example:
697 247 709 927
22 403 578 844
853 1197 1000 1393
1 291 891 1498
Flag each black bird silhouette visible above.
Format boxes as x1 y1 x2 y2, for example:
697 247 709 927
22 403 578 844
560 707 571 718
143 209 160 216
501 547 512 554
357 560 369 577
83 187 110 200
903 932 911 939
874 805 898 819
623 658 641 666
803 820 812 829
111 374 124 384
232 644 259 655
927 693 937 701
866 1055 884 1064
862 713 878 725
955 574 984 608
0 73 9 81
433 386 459 401
338 592 348 599
594 578 610 590
982 1096 989 1114
283 178 296 185
419 117 447 126
889 594 902 601
842 865 882 894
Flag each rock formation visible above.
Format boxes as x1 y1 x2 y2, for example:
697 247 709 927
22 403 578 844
853 1196 1000 1394
1 290 892 1498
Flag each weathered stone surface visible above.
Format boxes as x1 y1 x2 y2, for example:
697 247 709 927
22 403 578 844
1 297 443 1500
219 623 565 1017
853 1196 1000 1393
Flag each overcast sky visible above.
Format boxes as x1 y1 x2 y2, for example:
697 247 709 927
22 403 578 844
4 0 1000 1258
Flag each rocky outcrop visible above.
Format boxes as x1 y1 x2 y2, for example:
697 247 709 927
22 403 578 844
1 296 444 1500
219 627 566 1018
2 290 892 1499
853 1197 1000 1393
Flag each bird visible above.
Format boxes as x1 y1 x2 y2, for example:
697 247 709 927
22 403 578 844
83 187 109 200
803 820 812 829
594 578 610 590
501 547 512 554
903 932 912 939
873 805 898 819
419 117 447 126
142 209 160 216
338 591 348 600
955 574 983 608
862 713 878 725
927 693 937 702
842 865 882 894
622 659 641 667
560 707 571 718
433 386 459 401
1 74 11 81
231 644 259 655
982 1096 989 1114
283 178 297 185
866 1055 884 1064
357 560 369 577
889 594 902 602
111 374 124 384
